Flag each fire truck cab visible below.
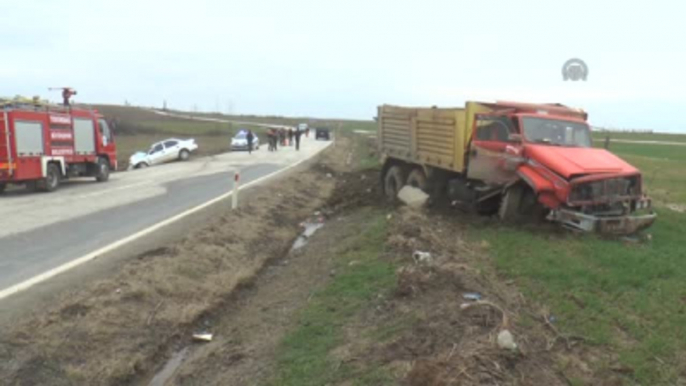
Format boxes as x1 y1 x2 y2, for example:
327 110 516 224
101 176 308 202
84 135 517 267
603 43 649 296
0 102 117 193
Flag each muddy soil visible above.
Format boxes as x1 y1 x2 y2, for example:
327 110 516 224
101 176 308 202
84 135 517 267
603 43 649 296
332 206 622 386
0 139 355 386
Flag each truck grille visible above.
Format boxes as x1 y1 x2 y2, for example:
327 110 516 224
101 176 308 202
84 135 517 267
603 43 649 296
569 176 640 203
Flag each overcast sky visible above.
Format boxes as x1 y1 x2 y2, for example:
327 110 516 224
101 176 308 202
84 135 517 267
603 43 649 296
1 0 685 132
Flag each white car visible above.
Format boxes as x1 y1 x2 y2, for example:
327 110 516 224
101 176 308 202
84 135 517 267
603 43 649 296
231 130 260 151
129 138 198 169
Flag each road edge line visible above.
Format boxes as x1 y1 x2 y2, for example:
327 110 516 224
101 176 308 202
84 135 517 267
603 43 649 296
0 141 333 300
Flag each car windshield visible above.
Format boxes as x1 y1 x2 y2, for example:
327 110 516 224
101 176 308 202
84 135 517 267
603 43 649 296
235 132 247 139
521 117 591 148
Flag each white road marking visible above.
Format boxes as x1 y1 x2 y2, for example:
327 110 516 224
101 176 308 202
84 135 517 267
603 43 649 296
0 142 331 300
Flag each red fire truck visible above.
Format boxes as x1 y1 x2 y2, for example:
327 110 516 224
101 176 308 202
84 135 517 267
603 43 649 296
0 102 117 193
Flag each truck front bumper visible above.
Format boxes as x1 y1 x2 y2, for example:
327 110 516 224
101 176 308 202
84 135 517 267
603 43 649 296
549 209 657 234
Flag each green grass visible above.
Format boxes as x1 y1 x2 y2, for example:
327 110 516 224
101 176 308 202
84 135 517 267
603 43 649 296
592 131 686 143
267 212 397 386
473 141 686 384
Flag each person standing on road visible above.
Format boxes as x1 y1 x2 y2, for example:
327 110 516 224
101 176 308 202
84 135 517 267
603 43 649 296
288 128 294 146
247 130 255 155
295 127 302 151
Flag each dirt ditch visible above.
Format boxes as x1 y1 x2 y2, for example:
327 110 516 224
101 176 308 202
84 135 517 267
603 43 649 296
0 138 357 386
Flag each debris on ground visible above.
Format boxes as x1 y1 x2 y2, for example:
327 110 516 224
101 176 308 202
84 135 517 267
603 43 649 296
497 329 518 350
192 333 213 342
411 250 432 264
397 186 429 208
666 203 685 213
462 292 482 301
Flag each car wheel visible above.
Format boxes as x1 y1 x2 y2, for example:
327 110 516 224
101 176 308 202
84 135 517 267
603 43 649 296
179 149 190 161
137 162 149 169
95 158 110 182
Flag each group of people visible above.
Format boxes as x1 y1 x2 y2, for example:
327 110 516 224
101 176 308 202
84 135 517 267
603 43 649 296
267 127 306 151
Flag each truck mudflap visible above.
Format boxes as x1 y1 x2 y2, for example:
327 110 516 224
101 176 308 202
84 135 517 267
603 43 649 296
548 209 657 234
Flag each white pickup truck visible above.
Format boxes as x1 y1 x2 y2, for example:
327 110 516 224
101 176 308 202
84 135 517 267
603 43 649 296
129 138 198 169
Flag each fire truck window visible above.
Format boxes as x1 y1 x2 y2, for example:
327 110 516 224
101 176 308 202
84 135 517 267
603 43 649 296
163 140 178 148
98 119 112 141
150 144 163 154
476 119 510 142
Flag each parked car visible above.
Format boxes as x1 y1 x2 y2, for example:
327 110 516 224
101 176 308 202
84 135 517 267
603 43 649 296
129 138 198 169
231 130 260 151
315 128 331 140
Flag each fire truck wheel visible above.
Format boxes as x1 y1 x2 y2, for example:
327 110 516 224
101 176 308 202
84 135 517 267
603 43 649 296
96 158 110 182
42 164 61 192
406 168 428 192
179 149 190 161
383 165 406 201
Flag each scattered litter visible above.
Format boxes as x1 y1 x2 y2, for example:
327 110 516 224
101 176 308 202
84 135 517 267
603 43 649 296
412 251 432 264
666 203 686 213
386 214 393 220
397 186 429 208
314 211 321 216
366 188 372 193
192 333 213 342
318 216 325 223
329 269 337 277
115 288 121 294
348 260 359 266
462 292 482 301
497 329 517 350
326 173 333 178
547 314 557 324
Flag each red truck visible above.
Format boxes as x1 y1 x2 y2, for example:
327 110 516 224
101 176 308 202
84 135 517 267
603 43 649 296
0 102 117 193
378 101 656 234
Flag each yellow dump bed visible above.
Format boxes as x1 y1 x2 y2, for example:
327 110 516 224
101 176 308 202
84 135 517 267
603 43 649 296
377 102 493 173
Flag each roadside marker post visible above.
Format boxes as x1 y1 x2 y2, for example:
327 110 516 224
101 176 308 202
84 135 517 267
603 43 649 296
232 172 240 209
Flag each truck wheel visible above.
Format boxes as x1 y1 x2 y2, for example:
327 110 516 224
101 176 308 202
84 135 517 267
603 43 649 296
406 168 428 192
40 164 61 192
383 165 406 201
498 184 525 221
179 149 190 161
95 158 110 182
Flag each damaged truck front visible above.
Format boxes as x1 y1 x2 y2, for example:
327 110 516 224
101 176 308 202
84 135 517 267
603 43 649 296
378 101 656 234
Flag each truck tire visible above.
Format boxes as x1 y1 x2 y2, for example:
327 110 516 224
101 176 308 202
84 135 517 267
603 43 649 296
40 164 61 192
383 165 406 201
406 168 428 192
95 158 110 182
179 149 190 161
498 184 525 221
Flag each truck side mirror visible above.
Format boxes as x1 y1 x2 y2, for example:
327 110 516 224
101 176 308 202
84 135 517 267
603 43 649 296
508 133 522 143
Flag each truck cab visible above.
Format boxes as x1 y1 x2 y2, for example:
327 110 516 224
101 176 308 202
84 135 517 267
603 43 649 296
466 104 655 233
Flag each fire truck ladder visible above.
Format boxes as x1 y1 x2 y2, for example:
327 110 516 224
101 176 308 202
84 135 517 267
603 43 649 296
0 110 13 176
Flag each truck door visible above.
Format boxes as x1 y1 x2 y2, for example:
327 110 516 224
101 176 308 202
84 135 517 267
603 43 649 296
467 115 518 185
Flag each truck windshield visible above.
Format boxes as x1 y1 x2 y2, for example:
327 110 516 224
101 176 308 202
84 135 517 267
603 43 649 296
522 117 591 147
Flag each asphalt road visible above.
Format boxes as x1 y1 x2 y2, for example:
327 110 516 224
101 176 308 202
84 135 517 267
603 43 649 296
0 136 331 297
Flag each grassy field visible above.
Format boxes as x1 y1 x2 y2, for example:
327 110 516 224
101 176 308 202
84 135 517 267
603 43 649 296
94 105 268 169
474 137 686 384
592 131 686 143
